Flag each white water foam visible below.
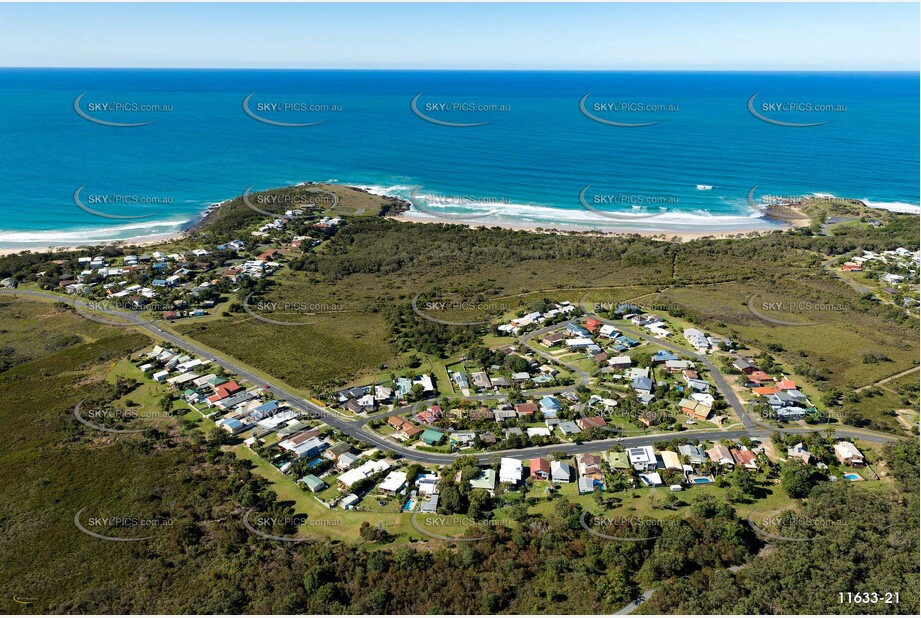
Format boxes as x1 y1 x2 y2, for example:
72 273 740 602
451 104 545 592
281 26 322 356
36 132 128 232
357 184 776 232
0 219 188 246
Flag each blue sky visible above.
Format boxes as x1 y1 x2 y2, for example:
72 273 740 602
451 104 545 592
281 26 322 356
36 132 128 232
0 2 917 70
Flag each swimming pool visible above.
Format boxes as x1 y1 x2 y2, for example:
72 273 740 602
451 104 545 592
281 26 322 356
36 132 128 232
843 473 863 481
692 477 713 484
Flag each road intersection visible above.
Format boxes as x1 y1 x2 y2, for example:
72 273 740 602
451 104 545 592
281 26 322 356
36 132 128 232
1 289 900 467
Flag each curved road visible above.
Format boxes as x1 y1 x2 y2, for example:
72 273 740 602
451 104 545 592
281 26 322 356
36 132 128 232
1 290 900 466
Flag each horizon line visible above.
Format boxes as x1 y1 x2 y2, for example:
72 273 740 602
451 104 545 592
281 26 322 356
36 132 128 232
2 66 918 73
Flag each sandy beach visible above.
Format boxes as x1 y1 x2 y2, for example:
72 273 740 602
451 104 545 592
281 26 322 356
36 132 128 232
387 212 807 242
0 231 191 257
0 187 815 256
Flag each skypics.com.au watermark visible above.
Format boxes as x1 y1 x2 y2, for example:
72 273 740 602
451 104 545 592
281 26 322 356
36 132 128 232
580 296 682 316
578 185 676 222
74 185 172 220
242 292 343 327
74 507 173 542
407 186 510 221
74 93 173 127
747 509 850 542
746 185 839 211
242 185 339 218
747 93 846 127
580 512 685 542
410 513 510 542
73 400 172 434
580 93 678 127
411 292 511 326
242 93 341 127
411 93 509 127
242 508 342 543
747 293 850 327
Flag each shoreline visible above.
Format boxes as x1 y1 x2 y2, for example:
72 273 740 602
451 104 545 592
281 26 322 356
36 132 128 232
2 181 910 255
385 211 807 242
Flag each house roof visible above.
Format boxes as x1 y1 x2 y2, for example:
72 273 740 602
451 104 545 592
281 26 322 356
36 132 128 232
421 428 445 444
470 469 496 490
514 402 539 414
606 451 630 469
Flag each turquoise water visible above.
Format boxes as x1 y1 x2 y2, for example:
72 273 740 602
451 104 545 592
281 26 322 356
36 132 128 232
692 477 713 484
0 69 917 248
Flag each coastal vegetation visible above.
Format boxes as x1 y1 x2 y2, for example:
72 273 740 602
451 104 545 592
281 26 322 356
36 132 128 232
0 315 915 613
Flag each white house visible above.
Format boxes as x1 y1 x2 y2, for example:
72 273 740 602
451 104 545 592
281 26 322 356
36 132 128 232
499 458 523 485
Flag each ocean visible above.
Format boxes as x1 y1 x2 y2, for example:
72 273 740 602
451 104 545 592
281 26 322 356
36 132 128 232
0 69 917 248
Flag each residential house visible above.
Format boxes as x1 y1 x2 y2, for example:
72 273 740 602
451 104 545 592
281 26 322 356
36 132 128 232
679 397 712 420
607 355 632 370
576 454 604 480
626 446 657 471
499 458 524 485
605 451 631 471
665 359 694 372
299 474 327 493
677 444 708 465
421 428 445 446
337 453 360 470
566 337 594 350
539 333 566 347
787 443 812 464
660 450 683 470
652 350 679 364
530 458 551 480
337 460 391 490
539 396 561 415
470 469 497 494
632 376 654 395
515 402 539 417
731 448 758 470
834 441 865 467
707 444 735 466
323 442 352 461
557 421 581 437
577 416 607 430
684 328 710 352
551 460 572 483
378 471 408 494
470 371 492 389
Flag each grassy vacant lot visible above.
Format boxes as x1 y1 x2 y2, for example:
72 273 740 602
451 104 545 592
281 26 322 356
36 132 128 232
0 297 118 371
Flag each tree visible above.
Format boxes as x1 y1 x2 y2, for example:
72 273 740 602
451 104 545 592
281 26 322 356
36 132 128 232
780 460 818 498
729 467 757 496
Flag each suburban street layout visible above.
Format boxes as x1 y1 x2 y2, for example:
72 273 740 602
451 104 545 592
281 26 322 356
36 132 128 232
0 186 918 616
0 3 919 616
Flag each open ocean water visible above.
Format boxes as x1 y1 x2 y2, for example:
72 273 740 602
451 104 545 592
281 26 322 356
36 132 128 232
0 69 917 248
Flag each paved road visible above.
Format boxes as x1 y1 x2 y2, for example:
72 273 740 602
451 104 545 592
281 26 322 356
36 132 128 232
580 312 758 430
822 254 873 295
1 290 901 465
519 321 592 387
615 589 658 615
